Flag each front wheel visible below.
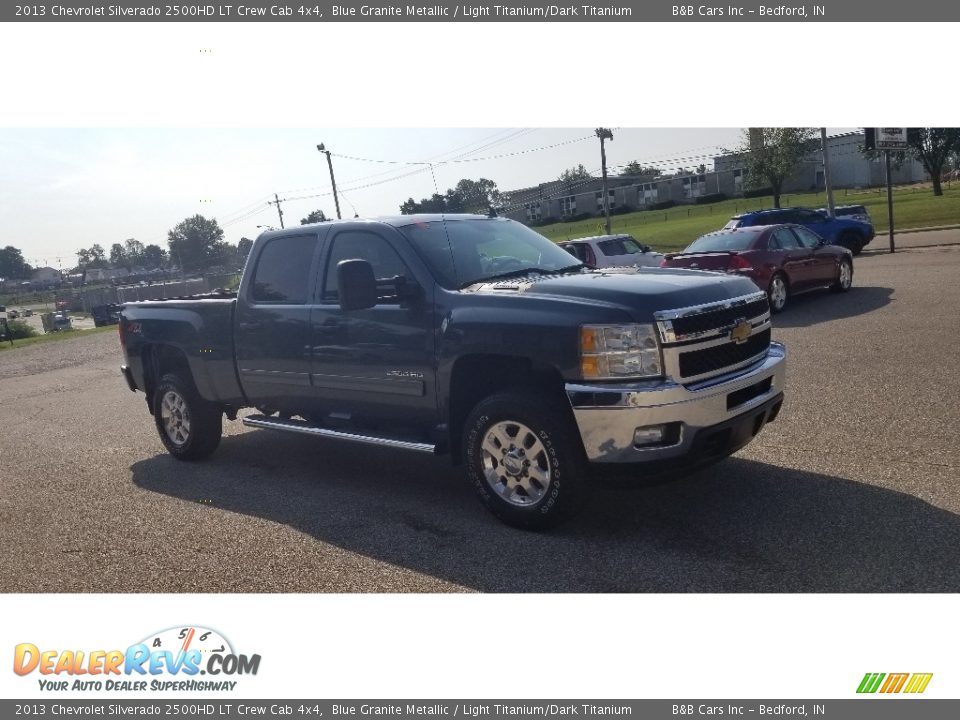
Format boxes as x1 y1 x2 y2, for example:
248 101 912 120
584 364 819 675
153 373 222 461
768 273 789 314
463 391 590 530
831 258 853 292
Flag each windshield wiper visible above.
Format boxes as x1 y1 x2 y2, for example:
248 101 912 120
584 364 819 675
463 264 585 289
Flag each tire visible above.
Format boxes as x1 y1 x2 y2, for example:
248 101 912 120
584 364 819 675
831 258 853 293
153 373 222 461
839 231 863 255
463 391 590 530
767 273 789 314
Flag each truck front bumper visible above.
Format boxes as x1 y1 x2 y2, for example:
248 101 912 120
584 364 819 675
566 342 786 466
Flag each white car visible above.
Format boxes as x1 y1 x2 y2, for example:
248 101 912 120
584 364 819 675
558 234 664 269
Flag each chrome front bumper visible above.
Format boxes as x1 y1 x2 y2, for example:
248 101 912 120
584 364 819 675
566 342 786 463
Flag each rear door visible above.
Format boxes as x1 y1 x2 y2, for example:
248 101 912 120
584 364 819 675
309 225 437 429
235 232 322 410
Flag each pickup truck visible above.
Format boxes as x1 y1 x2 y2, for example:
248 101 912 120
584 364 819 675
119 214 786 529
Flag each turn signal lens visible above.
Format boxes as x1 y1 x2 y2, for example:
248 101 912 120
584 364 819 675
579 324 662 380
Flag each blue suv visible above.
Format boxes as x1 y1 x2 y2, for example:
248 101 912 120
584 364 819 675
723 207 875 255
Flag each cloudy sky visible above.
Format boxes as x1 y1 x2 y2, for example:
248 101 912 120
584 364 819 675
1 127 856 268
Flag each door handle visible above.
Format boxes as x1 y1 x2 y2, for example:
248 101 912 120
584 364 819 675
239 321 261 330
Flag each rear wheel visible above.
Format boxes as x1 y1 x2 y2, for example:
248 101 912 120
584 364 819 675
463 391 590 530
153 373 222 461
839 231 863 255
831 258 853 292
768 273 789 314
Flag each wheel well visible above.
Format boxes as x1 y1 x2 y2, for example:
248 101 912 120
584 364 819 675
142 344 192 415
447 354 566 465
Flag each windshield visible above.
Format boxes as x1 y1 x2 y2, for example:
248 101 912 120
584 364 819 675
685 230 760 253
597 237 646 256
722 219 743 230
397 217 583 288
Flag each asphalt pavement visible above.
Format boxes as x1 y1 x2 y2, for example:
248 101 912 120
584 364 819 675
1 241 959 593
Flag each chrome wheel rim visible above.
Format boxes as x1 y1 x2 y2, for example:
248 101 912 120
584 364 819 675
839 261 852 289
480 420 552 507
160 390 191 446
769 277 787 310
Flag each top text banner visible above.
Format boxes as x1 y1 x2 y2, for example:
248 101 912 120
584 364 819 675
4 1 960 22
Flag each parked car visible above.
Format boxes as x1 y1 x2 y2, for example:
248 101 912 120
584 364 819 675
723 207 874 255
7 309 19 319
660 224 853 313
558 234 664 269
91 303 122 327
50 312 72 331
818 204 872 225
22 308 33 317
119 214 786 529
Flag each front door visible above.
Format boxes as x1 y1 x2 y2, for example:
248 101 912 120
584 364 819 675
791 226 837 285
309 226 436 433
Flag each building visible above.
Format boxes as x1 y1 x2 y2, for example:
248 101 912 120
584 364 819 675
502 131 930 226
30 267 62 288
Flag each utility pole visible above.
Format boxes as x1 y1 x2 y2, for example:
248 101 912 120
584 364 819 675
596 127 614 234
268 193 285 229
820 128 836 218
317 143 342 220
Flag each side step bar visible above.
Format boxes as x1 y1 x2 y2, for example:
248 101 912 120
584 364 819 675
242 414 437 454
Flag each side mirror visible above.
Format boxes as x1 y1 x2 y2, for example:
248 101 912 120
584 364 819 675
337 259 377 311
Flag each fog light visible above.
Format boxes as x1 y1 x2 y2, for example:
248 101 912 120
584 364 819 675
634 425 666 447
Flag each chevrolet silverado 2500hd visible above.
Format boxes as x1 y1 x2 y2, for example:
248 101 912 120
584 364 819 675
119 214 786 528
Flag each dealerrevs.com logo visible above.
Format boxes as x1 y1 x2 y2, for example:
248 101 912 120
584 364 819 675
857 672 933 694
13 626 261 692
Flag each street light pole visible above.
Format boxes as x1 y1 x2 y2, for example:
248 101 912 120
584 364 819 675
317 143 342 220
596 127 614 234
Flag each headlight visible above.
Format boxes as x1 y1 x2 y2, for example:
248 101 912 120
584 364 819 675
580 324 662 380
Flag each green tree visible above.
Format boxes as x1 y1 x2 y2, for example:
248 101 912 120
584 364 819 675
110 243 127 268
237 237 254 260
558 164 592 183
300 209 328 224
76 244 108 270
738 128 818 208
167 215 227 271
908 128 960 197
618 161 661 178
449 178 502 214
0 246 32 279
141 244 168 269
124 239 145 266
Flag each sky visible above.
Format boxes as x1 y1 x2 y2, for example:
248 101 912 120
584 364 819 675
0 128 856 268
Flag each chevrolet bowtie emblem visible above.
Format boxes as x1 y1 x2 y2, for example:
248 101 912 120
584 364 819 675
730 319 752 344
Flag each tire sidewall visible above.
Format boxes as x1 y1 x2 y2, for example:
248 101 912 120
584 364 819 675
153 374 220 461
768 274 788 313
464 395 584 529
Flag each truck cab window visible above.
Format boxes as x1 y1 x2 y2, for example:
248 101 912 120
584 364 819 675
249 235 316 303
324 231 409 302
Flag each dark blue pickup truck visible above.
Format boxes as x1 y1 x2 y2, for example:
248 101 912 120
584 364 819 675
119 214 786 528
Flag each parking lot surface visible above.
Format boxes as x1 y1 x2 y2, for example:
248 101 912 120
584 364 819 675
2 244 959 593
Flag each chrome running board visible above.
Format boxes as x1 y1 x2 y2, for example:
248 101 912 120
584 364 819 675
242 414 436 454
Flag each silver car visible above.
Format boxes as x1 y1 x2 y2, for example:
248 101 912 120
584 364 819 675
558 234 664 269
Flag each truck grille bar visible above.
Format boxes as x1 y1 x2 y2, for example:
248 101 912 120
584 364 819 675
655 291 772 383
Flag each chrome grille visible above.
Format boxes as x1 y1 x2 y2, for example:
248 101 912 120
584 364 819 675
655 291 772 383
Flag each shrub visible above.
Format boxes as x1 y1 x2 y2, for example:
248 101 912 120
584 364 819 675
694 192 728 205
743 187 774 199
7 320 37 339
647 200 677 211
561 212 592 223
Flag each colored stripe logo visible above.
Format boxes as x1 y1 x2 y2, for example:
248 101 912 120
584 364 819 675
857 672 933 694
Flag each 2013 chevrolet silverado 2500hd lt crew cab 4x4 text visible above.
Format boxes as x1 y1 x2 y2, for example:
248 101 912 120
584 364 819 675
119 214 786 529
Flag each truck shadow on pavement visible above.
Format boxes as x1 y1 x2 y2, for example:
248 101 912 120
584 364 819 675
130 428 960 593
772 285 893 329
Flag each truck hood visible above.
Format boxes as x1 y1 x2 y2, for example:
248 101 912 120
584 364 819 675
467 268 761 320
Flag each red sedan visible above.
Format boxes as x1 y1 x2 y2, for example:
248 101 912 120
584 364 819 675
660 224 853 313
